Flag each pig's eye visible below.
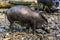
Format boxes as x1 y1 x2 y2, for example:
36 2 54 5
3 11 5 13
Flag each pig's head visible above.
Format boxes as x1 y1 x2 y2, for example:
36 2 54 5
0 9 8 14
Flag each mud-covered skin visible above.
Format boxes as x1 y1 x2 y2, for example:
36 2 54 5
0 5 49 34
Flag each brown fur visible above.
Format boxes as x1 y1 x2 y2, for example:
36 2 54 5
1 5 49 34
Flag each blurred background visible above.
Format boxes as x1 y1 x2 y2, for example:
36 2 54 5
0 0 60 40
